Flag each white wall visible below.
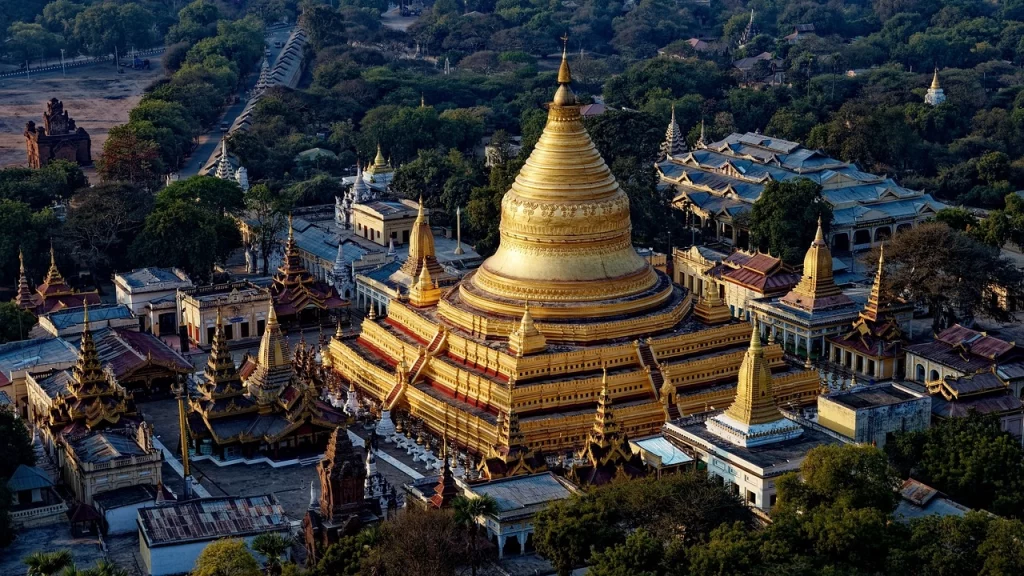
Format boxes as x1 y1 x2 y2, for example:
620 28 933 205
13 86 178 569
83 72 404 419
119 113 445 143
142 530 290 576
105 502 152 535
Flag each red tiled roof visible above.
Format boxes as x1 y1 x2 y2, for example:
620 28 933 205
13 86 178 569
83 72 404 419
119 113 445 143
934 325 1015 360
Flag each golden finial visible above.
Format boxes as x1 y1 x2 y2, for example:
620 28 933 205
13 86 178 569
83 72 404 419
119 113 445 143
749 320 761 353
374 143 386 166
288 213 294 240
216 306 223 328
930 68 941 90
814 216 824 244
557 33 572 85
267 299 278 325
18 248 25 274
83 300 89 324
420 93 426 108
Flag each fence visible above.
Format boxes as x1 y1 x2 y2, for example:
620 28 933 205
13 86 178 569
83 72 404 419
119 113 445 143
0 47 165 80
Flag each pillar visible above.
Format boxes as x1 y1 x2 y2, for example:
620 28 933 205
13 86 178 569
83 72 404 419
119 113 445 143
516 532 527 555
498 534 507 559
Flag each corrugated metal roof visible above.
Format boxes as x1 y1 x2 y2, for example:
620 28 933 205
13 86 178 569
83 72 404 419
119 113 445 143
7 465 53 492
138 495 290 546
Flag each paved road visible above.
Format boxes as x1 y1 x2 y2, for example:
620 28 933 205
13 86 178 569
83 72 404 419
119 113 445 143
178 25 296 178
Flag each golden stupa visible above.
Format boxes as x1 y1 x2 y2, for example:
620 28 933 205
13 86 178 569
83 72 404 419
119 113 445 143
328 46 819 477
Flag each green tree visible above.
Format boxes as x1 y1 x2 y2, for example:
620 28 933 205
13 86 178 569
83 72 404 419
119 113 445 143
589 529 665 576
245 184 291 276
882 222 1023 330
192 539 261 576
313 529 376 576
776 444 902 512
453 494 499 576
362 508 460 576
885 412 1024 517
131 200 240 282
0 408 34 480
934 207 979 232
748 179 833 265
97 125 163 186
534 495 613 576
159 176 244 216
23 550 73 576
250 533 291 576
0 302 38 344
63 183 152 274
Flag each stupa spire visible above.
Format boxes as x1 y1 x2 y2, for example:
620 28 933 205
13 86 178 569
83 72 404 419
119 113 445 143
780 215 853 312
723 324 778 426
462 36 658 322
860 245 892 323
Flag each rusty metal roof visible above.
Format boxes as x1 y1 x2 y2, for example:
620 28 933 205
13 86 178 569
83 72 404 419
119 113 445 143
138 495 289 547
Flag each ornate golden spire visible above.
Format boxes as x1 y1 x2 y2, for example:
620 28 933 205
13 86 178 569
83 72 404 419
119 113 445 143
930 68 941 90
590 367 618 446
399 196 437 279
44 241 64 285
460 42 660 322
374 143 386 166
408 258 441 307
554 33 574 106
71 302 106 391
508 301 547 356
860 245 891 323
722 324 781 426
780 216 852 311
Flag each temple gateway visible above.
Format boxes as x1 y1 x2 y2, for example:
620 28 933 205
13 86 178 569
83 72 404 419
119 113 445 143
327 49 819 479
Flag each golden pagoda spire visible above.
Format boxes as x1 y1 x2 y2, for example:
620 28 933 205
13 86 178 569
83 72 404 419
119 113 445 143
374 143 386 166
591 367 618 446
420 93 426 108
780 216 852 311
71 301 106 391
860 245 890 323
408 258 441 307
399 196 437 279
460 37 659 322
508 300 547 356
930 68 941 90
554 33 574 106
44 241 64 284
722 323 781 426
367 301 378 320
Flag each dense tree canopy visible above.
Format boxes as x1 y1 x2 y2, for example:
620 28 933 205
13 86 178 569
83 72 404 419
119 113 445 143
748 179 833 265
886 412 1024 518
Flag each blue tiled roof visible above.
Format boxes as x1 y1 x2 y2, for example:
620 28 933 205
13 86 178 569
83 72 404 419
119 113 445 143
43 304 134 330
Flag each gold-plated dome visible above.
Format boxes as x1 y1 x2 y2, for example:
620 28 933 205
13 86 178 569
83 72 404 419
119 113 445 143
460 47 660 320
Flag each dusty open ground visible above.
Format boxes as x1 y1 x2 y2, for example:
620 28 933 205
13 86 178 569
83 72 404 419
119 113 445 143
0 59 164 173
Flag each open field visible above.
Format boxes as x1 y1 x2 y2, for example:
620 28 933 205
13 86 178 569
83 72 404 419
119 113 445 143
0 59 164 172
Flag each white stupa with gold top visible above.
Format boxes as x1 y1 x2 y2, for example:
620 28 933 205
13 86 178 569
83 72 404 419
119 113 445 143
328 42 820 479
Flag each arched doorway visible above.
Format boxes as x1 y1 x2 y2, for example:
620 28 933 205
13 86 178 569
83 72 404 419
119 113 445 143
915 364 924 382
874 227 891 242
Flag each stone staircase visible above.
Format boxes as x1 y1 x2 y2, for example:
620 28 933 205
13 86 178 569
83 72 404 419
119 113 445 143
637 341 679 420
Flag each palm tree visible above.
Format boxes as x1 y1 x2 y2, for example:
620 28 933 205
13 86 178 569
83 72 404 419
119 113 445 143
84 560 129 576
453 494 499 576
23 551 74 576
250 532 291 575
